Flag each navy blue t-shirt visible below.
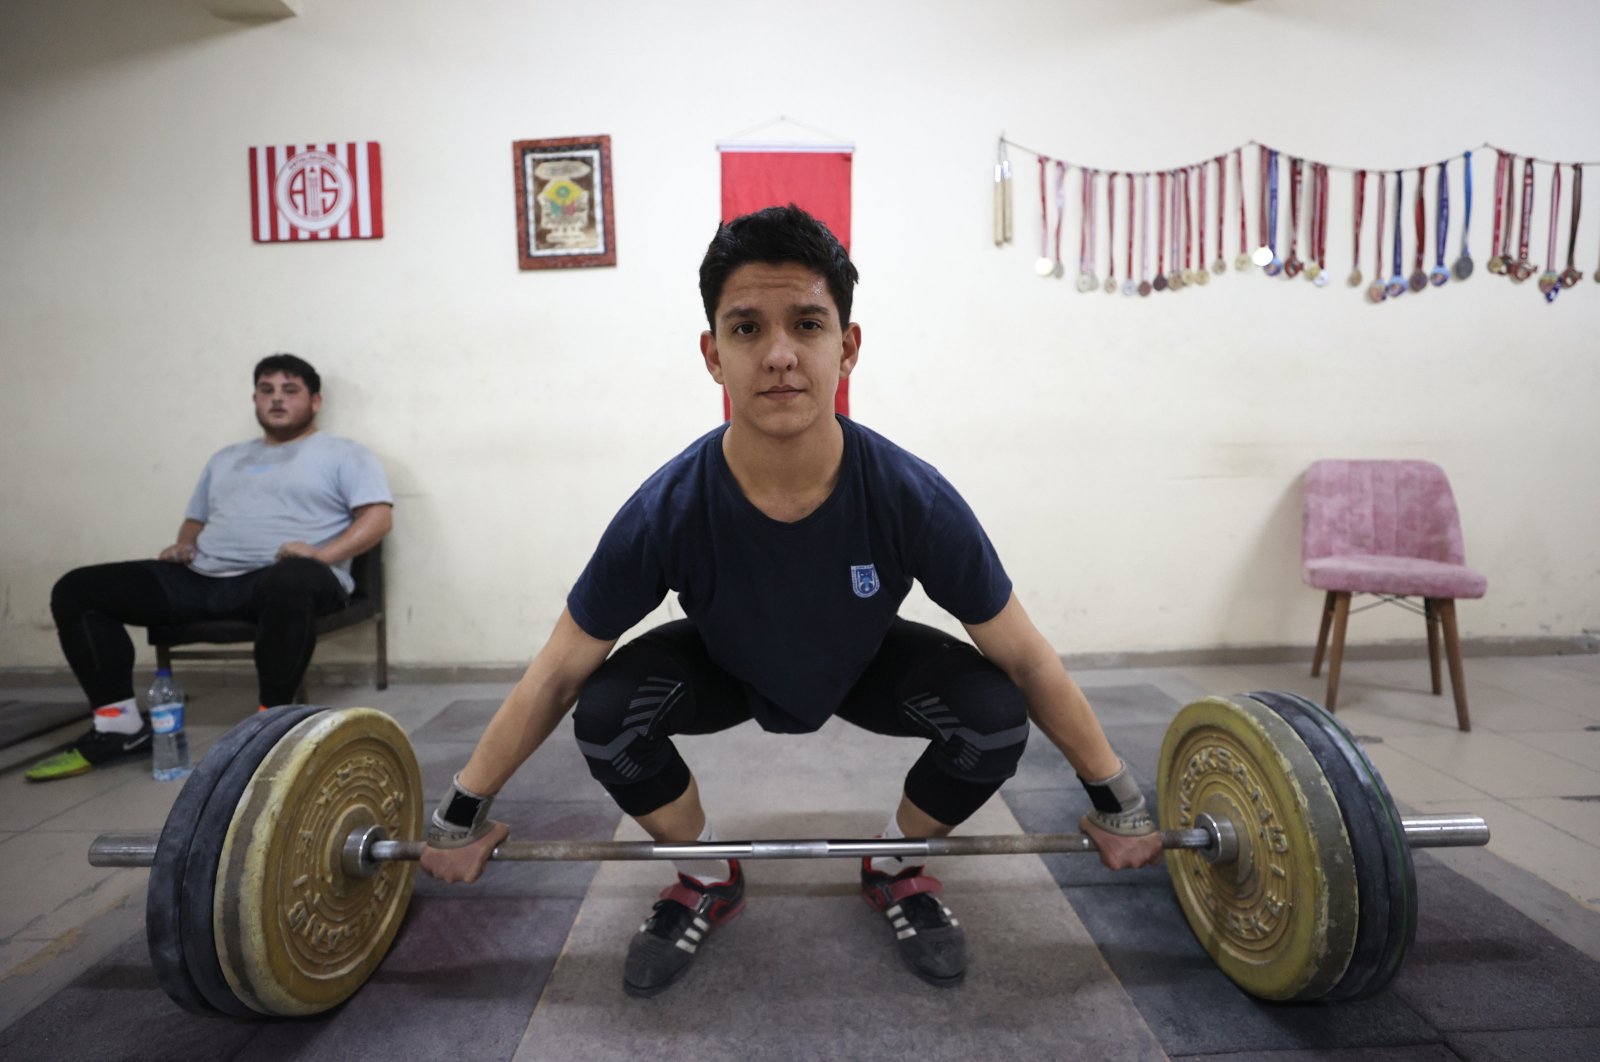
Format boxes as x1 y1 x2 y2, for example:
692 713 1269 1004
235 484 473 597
567 416 1012 733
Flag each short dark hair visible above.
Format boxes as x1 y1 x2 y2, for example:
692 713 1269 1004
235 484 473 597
698 204 858 331
253 353 321 394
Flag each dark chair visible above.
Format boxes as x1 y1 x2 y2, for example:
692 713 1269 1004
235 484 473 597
149 543 388 698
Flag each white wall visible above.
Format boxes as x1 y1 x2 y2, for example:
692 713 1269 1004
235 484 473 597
2 0 1597 673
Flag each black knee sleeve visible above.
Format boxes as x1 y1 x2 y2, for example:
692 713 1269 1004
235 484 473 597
572 656 694 817
898 649 1030 825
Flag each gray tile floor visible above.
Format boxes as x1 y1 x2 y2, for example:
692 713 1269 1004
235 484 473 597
1 653 1597 1053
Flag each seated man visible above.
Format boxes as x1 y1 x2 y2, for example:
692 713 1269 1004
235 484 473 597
27 353 393 782
420 206 1160 994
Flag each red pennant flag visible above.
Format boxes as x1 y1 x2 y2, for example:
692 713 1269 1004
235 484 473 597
718 149 853 418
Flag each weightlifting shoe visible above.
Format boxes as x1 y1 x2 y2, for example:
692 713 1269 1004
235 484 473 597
861 861 966 987
623 860 744 997
25 721 152 782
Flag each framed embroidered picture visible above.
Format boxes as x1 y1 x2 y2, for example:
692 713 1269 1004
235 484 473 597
512 135 616 270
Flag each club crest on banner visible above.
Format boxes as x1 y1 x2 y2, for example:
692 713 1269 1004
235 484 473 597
850 564 880 599
249 142 384 243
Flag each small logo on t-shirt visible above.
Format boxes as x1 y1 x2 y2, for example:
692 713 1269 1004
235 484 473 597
850 564 880 599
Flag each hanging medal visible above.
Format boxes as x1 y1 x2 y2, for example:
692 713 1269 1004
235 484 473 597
1123 173 1138 295
1429 161 1450 286
1138 174 1153 297
1103 172 1118 293
1255 149 1282 273
1169 170 1186 290
1051 162 1068 278
1234 149 1252 271
1510 158 1536 282
1158 173 1171 291
1453 152 1474 280
1075 169 1094 291
1367 172 1388 303
1212 156 1228 274
1408 166 1429 292
1283 157 1305 277
1385 170 1407 298
1310 163 1330 286
1487 152 1510 274
1349 170 1367 287
1539 164 1562 300
1193 165 1211 285
1497 156 1518 276
1560 163 1583 289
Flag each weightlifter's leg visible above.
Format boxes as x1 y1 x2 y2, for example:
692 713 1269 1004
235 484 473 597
837 618 1032 986
571 620 753 996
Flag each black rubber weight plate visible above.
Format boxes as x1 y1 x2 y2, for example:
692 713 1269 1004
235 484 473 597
181 704 328 1018
147 707 311 1015
1248 691 1416 1001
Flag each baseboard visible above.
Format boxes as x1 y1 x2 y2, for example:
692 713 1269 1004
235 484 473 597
3 634 1594 689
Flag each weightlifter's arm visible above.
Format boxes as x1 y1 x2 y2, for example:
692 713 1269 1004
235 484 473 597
963 592 1163 871
420 609 616 883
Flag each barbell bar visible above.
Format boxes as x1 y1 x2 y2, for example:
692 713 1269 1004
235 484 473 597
89 812 1488 876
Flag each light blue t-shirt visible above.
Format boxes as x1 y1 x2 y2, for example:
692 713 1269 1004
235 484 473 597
185 432 392 595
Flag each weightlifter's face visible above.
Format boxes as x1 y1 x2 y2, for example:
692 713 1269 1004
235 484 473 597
700 262 859 443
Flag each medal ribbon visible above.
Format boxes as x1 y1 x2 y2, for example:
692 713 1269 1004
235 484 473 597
1315 163 1329 272
1564 163 1583 274
1215 156 1226 264
1107 171 1118 282
1171 170 1182 275
1038 156 1049 262
1288 157 1303 264
1391 170 1404 281
1139 173 1150 284
1434 161 1450 270
1412 166 1426 277
1544 164 1562 273
1458 151 1472 259
1197 163 1207 272
1126 172 1135 286
1183 167 1194 274
1052 161 1067 267
1156 171 1168 278
1235 149 1248 259
1489 151 1507 257
1516 157 1535 265
1077 167 1091 276
1352 170 1366 270
1499 156 1516 262
1373 172 1386 280
1267 150 1280 257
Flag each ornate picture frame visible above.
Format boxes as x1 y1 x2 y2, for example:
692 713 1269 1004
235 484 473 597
512 135 616 270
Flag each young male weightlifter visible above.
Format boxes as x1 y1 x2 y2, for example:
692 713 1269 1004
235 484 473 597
420 206 1161 995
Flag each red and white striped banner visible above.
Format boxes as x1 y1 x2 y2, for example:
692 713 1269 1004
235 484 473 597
248 142 383 243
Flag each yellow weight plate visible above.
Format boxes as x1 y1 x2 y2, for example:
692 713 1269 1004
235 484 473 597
214 708 422 1016
1157 695 1359 1001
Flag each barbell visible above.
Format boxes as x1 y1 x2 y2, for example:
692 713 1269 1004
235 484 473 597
87 690 1489 1016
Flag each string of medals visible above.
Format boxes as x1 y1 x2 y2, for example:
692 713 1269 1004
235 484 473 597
995 138 1596 305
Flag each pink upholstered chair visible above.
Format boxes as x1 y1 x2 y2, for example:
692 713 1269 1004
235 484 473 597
1302 460 1487 730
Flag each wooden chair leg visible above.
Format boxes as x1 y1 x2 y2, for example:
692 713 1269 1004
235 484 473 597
1312 591 1335 677
1325 592 1351 711
1424 598 1443 695
1436 598 1471 732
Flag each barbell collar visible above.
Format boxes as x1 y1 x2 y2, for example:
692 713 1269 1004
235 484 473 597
87 814 1490 871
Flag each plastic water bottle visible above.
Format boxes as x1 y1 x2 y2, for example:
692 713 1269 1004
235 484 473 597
149 667 192 782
